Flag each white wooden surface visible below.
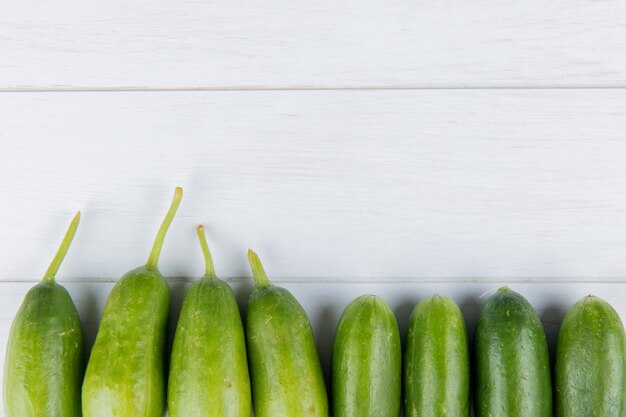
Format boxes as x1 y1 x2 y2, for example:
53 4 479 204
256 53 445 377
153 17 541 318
3 0 626 414
2 0 626 89
2 90 626 280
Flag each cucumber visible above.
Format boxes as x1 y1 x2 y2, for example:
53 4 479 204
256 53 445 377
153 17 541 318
404 295 469 417
167 225 251 417
245 250 329 417
555 295 625 417
474 287 552 417
4 212 83 417
332 295 401 417
82 187 182 417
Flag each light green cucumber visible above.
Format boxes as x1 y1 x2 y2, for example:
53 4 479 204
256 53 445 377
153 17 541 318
474 286 552 417
245 250 329 417
332 295 401 417
404 295 469 417
82 187 182 417
555 295 625 417
4 212 84 417
167 225 251 417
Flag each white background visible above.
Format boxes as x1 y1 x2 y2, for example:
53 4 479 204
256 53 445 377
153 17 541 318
2 0 626 413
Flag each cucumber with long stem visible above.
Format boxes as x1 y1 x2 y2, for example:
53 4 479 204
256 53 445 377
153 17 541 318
246 250 329 417
82 187 182 417
4 212 84 417
168 225 251 417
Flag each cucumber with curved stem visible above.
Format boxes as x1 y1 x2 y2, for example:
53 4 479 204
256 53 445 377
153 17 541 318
474 287 552 417
555 295 625 417
167 225 251 417
246 250 329 417
82 187 182 417
4 211 84 417
332 294 401 417
404 295 469 417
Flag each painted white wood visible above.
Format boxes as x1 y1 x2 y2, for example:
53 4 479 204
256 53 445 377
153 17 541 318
2 0 626 89
2 90 626 281
0 279 624 416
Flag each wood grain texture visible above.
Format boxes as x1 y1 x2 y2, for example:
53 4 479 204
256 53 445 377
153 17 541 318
1 280 625 416
2 0 626 89
1 90 626 281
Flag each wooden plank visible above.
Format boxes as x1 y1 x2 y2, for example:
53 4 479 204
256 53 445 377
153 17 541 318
2 0 626 89
1 90 626 281
1 279 625 415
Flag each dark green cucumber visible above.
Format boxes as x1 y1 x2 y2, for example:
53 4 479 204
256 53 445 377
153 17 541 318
245 250 329 417
167 225 251 417
474 287 551 417
332 295 401 417
555 295 625 417
4 212 84 417
82 187 182 417
404 295 469 417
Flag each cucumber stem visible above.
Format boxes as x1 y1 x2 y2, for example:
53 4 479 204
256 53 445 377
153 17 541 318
42 211 81 283
196 225 216 278
247 249 272 289
146 187 183 269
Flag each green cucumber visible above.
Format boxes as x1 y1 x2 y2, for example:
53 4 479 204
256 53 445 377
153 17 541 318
474 287 552 417
4 212 83 417
167 225 251 417
245 250 329 417
332 295 401 417
555 295 625 417
404 295 469 417
82 187 182 417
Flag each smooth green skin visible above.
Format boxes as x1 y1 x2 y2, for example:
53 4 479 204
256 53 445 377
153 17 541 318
246 287 328 417
168 278 251 417
404 295 469 417
555 296 626 417
82 266 169 417
4 282 84 417
474 287 552 417
332 295 401 417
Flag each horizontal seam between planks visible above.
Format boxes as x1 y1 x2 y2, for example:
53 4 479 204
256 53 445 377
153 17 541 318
2 277 626 284
3 84 626 93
